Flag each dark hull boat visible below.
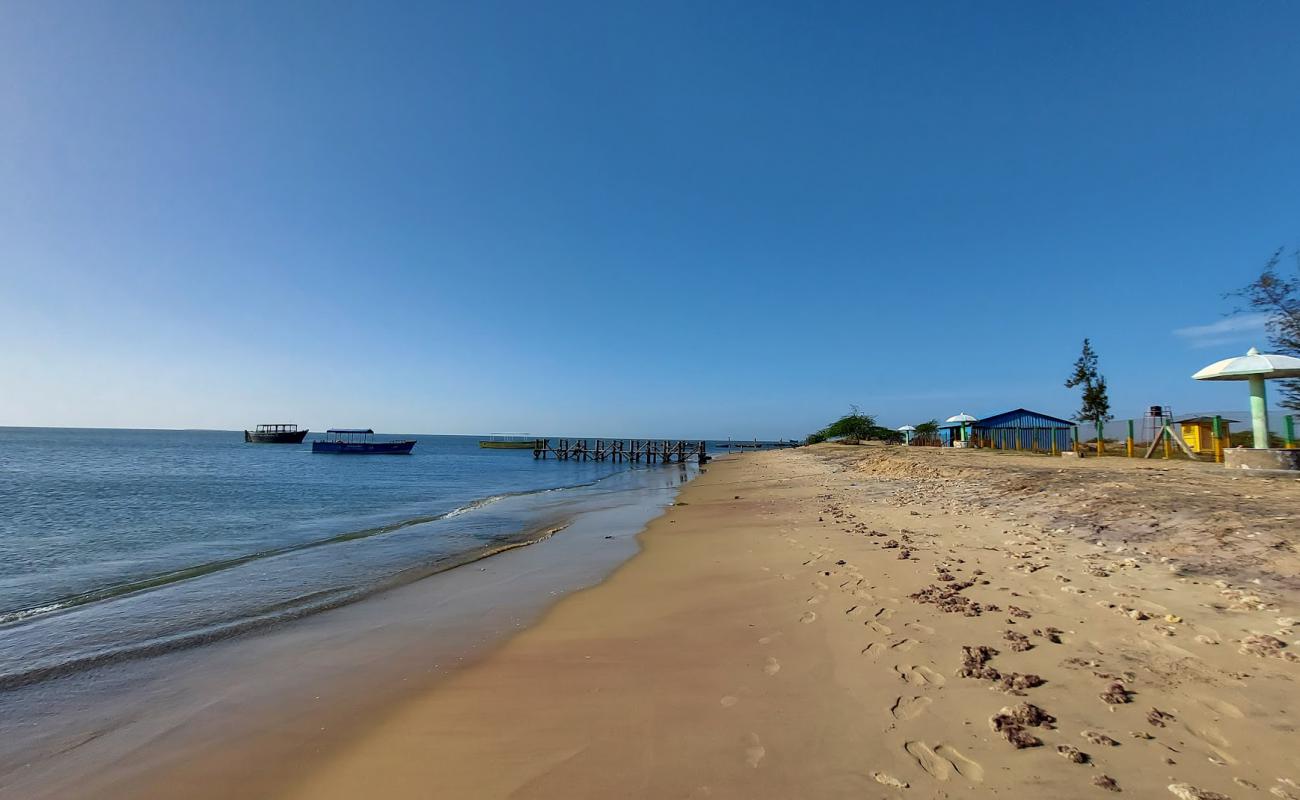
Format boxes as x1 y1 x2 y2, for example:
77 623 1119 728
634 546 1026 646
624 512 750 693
312 429 416 455
244 424 309 444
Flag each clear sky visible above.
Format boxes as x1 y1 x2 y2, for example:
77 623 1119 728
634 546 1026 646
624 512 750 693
2 1 1298 439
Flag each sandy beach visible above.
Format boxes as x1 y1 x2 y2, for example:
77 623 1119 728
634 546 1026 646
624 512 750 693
205 443 1297 799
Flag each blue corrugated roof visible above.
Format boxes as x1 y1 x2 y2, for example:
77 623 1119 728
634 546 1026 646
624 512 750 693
975 408 1075 427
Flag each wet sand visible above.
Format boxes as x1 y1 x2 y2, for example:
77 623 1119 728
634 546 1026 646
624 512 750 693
282 444 1299 799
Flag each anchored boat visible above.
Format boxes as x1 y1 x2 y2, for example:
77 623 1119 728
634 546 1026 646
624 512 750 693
244 424 309 444
312 429 416 455
478 433 539 449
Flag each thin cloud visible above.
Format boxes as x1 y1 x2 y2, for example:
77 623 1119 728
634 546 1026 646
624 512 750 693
1173 313 1271 348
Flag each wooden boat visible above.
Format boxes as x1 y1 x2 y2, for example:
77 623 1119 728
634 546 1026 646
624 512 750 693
312 429 416 455
244 424 309 444
479 434 539 449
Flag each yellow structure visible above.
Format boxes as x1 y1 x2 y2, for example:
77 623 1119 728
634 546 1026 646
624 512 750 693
1178 416 1234 454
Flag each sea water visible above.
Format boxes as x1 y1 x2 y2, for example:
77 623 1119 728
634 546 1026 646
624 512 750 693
0 428 699 687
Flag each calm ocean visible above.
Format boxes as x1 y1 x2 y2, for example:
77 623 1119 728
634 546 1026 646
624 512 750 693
0 428 700 688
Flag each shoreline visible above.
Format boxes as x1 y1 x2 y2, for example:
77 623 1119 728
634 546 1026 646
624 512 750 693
0 464 694 800
279 445 1298 799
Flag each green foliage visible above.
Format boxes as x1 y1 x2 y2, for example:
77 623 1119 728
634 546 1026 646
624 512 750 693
909 418 940 445
1233 247 1300 410
1064 338 1112 425
806 406 900 445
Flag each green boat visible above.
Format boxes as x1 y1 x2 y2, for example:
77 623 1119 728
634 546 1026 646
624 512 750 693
479 434 539 449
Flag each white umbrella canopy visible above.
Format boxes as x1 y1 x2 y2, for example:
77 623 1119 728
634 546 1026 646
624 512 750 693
1192 347 1300 448
897 424 916 444
1192 347 1300 380
897 425 917 431
944 413 976 444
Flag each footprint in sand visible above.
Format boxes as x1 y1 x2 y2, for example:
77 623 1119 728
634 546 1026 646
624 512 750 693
893 665 946 687
844 605 865 618
720 695 739 707
862 642 887 660
935 745 984 782
764 657 781 676
807 595 825 605
868 621 893 635
904 741 984 783
890 638 920 652
875 607 897 620
1183 723 1235 763
1192 694 1244 720
890 695 933 720
799 611 817 624
904 741 951 780
744 733 765 768
757 633 782 645
906 621 936 635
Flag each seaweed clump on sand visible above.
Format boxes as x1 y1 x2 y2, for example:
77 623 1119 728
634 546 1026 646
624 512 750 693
956 645 1044 693
910 580 987 616
1056 744 1089 764
1239 634 1299 662
1004 629 1033 651
958 645 1000 680
1099 681 1133 705
990 703 1055 749
1093 775 1121 792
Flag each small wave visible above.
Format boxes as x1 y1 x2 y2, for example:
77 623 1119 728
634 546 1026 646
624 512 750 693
0 475 612 629
0 523 571 692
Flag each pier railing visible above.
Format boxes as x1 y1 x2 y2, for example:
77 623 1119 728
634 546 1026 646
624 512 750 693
533 439 708 463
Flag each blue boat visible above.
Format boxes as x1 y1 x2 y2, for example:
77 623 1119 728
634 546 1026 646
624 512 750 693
312 429 417 455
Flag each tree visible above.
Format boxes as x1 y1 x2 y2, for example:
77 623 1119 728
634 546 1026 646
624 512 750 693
1065 339 1111 427
806 406 900 445
1233 247 1300 410
822 406 878 444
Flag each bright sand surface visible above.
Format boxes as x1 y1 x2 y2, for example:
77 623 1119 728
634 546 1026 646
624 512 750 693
273 444 1300 799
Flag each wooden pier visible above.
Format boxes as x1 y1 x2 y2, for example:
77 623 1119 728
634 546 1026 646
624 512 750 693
532 438 709 463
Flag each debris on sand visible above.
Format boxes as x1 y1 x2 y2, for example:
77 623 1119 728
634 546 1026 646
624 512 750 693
1130 731 1154 740
882 539 900 549
996 672 1045 693
1008 605 1033 619
872 771 908 788
1147 708 1176 727
1082 730 1120 747
1093 775 1122 792
1168 784 1231 800
1004 630 1033 651
1058 744 1090 763
898 549 912 560
990 703 1056 749
1239 634 1299 662
1100 682 1133 705
958 645 1000 680
1034 627 1064 643
910 581 984 616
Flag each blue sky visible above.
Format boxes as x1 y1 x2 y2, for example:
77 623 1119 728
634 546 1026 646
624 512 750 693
2 1 1298 438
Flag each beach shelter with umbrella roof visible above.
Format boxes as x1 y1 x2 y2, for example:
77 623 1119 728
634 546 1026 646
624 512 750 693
1192 347 1300 448
942 413 977 445
897 424 916 445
